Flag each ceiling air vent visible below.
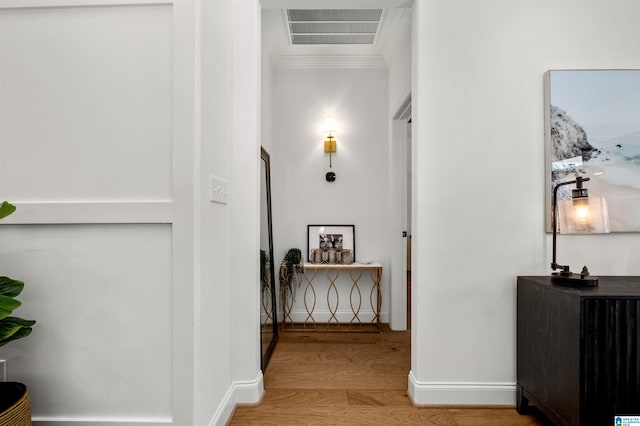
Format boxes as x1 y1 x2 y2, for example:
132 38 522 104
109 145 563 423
286 9 384 45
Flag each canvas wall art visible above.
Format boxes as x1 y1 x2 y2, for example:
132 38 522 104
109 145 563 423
545 70 640 232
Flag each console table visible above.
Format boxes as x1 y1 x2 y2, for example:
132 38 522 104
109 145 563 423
282 262 382 332
517 276 640 426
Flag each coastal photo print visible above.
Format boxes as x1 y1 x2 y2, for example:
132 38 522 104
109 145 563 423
545 70 640 232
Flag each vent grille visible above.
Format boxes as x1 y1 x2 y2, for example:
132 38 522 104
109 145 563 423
286 9 383 46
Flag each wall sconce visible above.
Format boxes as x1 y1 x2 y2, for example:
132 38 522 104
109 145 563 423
323 117 337 169
551 176 609 287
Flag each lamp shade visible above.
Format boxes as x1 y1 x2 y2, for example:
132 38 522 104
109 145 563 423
557 196 609 234
323 117 337 135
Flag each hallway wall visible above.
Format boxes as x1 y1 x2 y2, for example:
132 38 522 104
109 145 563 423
270 64 391 323
410 0 640 405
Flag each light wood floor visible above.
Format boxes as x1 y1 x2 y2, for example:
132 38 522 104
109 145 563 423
228 326 551 425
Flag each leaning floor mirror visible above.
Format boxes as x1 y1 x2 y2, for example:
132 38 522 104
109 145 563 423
260 147 278 370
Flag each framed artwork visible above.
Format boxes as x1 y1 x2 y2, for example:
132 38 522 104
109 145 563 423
307 224 355 263
545 70 640 232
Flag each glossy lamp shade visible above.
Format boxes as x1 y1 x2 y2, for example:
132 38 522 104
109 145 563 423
557 196 609 234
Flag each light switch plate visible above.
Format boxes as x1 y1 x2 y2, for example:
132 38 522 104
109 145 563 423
210 175 228 204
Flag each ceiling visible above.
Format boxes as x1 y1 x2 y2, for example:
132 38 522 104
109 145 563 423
261 1 412 61
286 9 384 46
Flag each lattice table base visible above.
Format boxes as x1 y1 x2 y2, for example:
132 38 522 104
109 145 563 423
281 263 382 333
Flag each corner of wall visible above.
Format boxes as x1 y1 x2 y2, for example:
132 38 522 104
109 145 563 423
407 371 516 406
209 372 264 426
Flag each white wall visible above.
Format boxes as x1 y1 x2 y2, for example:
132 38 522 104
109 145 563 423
229 0 262 395
0 1 263 425
198 0 234 424
384 8 412 112
0 3 186 423
271 64 391 323
200 0 264 423
410 0 640 405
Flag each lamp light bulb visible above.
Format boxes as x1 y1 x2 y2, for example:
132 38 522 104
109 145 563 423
575 206 590 221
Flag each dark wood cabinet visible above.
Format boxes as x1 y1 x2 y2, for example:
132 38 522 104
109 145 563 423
517 276 640 426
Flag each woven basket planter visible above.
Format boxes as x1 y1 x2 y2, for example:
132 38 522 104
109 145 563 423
0 382 31 426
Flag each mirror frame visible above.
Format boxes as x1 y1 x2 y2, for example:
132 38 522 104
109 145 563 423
260 146 278 370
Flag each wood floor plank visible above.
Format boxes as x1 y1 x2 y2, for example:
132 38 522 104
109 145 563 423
229 406 455 425
228 327 551 425
347 389 413 406
261 389 350 406
448 408 551 425
266 369 407 390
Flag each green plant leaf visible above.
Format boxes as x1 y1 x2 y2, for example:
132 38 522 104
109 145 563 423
0 201 16 220
0 324 33 347
0 318 36 347
0 320 25 340
0 295 21 320
1 316 36 327
0 276 25 298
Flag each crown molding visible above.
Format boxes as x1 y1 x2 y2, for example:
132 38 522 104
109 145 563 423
0 0 170 8
277 55 387 69
261 0 412 8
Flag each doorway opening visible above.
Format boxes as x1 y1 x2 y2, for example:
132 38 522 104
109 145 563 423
259 0 413 362
392 94 412 330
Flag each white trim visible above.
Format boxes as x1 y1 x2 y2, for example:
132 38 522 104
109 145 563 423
262 0 411 8
170 0 197 424
372 8 387 46
281 8 292 46
407 371 516 406
210 386 236 426
0 0 171 8
31 417 171 425
209 373 264 426
392 86 411 120
192 0 204 424
388 103 410 330
278 54 386 69
0 202 173 224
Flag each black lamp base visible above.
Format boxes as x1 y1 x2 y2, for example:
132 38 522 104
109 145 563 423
551 273 599 288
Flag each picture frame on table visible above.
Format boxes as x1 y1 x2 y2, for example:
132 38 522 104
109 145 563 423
307 224 355 263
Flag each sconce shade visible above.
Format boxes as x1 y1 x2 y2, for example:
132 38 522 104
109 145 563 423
323 117 337 135
557 196 609 234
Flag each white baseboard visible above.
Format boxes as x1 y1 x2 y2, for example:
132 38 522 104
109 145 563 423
408 371 516 406
30 374 263 426
209 372 264 426
31 417 172 425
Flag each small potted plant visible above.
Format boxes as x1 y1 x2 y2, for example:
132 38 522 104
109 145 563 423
278 248 303 325
0 201 36 423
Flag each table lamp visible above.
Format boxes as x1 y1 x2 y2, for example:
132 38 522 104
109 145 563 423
551 176 609 287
